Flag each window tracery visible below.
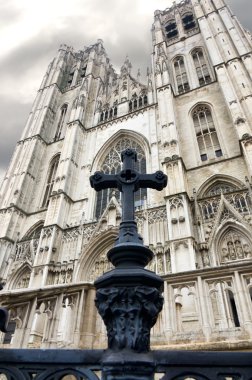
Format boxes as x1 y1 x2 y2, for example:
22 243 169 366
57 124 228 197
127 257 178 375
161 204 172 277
205 183 238 197
95 138 147 219
192 48 211 86
174 57 190 94
42 155 60 208
192 105 222 161
198 185 250 221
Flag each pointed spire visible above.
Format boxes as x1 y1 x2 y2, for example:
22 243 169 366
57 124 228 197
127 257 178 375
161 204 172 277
121 55 132 75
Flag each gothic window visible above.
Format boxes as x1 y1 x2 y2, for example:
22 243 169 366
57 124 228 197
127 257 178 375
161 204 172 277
206 183 238 197
54 104 68 141
200 199 219 219
165 20 178 39
42 155 60 208
192 105 222 161
95 138 147 219
174 57 190 94
192 48 211 86
99 106 118 123
182 13 196 31
128 95 148 112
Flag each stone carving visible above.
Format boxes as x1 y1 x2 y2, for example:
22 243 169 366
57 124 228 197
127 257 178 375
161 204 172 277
88 251 114 282
148 207 167 224
47 261 74 285
220 230 252 262
147 243 171 274
95 286 163 352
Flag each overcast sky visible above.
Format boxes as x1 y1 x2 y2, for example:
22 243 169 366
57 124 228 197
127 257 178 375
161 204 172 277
0 0 251 184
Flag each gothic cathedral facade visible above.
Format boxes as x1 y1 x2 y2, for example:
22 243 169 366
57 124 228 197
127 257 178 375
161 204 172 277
1 0 252 350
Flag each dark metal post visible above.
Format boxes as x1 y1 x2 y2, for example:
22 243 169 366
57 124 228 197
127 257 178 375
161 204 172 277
90 149 167 380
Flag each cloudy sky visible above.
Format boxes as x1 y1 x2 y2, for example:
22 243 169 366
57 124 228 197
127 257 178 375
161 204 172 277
0 0 251 184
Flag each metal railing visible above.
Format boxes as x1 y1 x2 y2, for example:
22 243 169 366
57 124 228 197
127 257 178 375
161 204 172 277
0 349 252 379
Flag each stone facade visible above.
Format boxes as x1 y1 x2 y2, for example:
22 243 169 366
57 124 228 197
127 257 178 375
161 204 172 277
1 0 252 350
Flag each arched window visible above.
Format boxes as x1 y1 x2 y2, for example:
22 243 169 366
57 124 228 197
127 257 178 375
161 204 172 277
95 138 147 219
192 105 222 161
165 20 178 39
206 182 239 197
54 104 68 141
174 57 190 94
42 155 60 208
182 13 196 31
192 48 211 86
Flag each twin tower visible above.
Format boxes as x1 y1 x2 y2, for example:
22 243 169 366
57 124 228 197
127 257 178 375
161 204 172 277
1 0 252 350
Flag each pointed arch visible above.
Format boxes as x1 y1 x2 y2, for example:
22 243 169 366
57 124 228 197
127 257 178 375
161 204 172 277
214 221 252 265
21 221 44 241
6 263 32 290
90 130 150 219
197 174 245 199
76 229 118 283
190 47 212 86
173 55 190 94
91 129 151 172
191 103 222 162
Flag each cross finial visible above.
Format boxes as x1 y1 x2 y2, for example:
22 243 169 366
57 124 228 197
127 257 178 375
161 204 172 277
90 149 167 247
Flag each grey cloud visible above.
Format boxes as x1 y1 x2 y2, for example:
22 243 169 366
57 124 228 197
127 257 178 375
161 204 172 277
0 0 251 182
0 2 23 28
0 97 31 172
226 0 252 30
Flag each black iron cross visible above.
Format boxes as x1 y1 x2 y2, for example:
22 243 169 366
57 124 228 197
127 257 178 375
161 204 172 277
90 149 167 244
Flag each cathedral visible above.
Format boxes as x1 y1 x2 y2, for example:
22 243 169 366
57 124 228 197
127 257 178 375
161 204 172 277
1 0 252 350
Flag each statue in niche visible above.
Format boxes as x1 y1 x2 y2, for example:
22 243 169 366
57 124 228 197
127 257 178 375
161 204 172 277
148 257 156 272
235 240 244 259
157 254 164 274
66 271 72 283
59 272 66 284
227 241 236 260
55 272 59 284
166 254 171 272
220 230 252 262
222 248 229 262
243 244 252 258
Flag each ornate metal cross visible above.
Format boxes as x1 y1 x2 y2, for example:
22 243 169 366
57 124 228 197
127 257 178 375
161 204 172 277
90 148 167 246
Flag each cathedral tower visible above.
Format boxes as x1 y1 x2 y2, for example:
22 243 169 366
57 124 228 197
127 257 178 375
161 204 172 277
1 0 252 349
